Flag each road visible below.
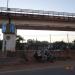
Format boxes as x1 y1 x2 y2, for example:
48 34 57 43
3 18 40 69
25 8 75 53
0 66 75 75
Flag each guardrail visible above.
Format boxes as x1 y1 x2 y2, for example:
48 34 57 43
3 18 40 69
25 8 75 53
0 7 75 17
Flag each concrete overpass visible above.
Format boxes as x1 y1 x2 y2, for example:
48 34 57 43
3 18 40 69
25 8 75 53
0 7 75 31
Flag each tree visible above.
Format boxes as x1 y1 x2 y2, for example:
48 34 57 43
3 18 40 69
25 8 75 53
53 41 67 50
16 35 24 50
16 35 24 43
69 40 75 50
27 39 49 50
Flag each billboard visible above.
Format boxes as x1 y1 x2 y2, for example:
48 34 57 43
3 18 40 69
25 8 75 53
10 23 15 33
2 23 15 33
2 23 6 33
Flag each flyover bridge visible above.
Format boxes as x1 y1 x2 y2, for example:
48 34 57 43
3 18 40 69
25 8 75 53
0 7 75 31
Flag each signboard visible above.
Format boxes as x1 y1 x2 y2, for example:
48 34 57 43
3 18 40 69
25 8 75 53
2 23 6 33
2 23 15 33
10 23 15 33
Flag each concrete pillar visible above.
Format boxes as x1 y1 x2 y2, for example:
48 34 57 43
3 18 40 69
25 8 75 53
2 34 16 52
2 23 17 55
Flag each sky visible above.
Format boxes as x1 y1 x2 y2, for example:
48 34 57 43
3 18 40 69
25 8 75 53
0 0 75 42
0 0 75 13
17 30 75 43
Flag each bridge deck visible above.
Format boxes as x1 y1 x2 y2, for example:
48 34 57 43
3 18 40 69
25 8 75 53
0 7 75 31
0 12 75 23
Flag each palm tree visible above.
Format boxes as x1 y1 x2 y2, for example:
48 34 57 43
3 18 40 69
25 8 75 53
16 35 24 43
16 35 24 50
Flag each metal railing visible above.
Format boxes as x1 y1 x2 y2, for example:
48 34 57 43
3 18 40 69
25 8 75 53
0 7 75 17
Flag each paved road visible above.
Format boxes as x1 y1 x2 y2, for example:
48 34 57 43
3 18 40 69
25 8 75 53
0 67 75 75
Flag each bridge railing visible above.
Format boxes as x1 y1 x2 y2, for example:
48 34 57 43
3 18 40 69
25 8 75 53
0 7 75 17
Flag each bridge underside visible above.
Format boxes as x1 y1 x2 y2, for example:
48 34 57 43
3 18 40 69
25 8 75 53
0 12 75 31
15 25 75 31
0 24 75 31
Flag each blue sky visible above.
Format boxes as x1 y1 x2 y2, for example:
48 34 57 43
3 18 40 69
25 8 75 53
0 0 75 13
0 0 75 42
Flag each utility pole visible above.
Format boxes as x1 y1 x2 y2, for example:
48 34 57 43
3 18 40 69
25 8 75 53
67 34 69 48
49 34 51 50
7 0 9 9
7 0 11 25
66 33 70 59
50 34 51 44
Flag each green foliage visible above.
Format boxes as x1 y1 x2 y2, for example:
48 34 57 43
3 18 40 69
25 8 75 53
16 35 24 50
52 41 67 50
16 35 24 43
1 34 75 51
27 39 49 50
26 40 69 50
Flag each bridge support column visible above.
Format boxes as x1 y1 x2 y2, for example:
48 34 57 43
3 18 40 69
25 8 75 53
2 23 17 57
